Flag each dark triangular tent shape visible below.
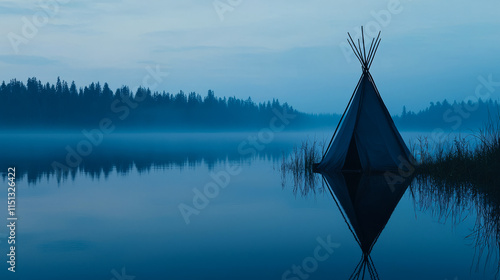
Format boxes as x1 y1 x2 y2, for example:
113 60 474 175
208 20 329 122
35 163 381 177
319 170 412 279
316 28 413 173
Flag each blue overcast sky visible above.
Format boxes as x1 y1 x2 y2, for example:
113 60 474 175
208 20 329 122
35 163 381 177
0 0 499 114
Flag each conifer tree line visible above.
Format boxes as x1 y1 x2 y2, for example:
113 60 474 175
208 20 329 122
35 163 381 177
0 77 497 131
0 77 334 130
393 99 500 130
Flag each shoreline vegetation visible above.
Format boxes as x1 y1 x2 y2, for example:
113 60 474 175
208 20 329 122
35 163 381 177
0 77 499 131
279 116 500 276
279 139 325 196
281 116 500 189
415 115 500 191
413 116 500 276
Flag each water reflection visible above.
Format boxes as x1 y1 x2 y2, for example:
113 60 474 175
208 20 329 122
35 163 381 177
280 161 500 279
319 171 412 279
0 133 294 184
411 175 500 277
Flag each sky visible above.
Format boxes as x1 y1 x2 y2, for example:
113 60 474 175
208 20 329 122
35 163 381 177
0 0 499 114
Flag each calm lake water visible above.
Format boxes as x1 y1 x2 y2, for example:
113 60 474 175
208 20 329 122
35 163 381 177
0 130 498 280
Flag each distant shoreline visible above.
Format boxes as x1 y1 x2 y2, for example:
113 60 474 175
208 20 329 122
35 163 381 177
0 77 498 132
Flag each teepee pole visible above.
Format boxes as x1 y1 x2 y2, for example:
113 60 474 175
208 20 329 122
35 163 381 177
367 38 375 62
368 256 380 280
368 38 381 69
367 32 381 68
361 261 367 280
367 32 381 66
357 39 363 64
361 26 367 67
349 256 364 280
347 39 364 66
348 33 363 63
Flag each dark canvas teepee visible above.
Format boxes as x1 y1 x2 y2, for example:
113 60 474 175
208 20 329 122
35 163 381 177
316 29 412 173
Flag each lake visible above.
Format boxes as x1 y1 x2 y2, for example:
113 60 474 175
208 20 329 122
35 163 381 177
0 130 498 280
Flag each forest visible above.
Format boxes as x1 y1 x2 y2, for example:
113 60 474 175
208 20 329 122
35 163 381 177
394 99 499 131
0 77 497 131
0 77 335 130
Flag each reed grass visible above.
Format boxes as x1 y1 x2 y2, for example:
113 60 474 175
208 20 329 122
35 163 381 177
414 114 500 277
279 139 325 196
279 115 500 276
416 115 500 201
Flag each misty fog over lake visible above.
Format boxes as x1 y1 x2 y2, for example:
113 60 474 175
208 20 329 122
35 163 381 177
0 130 498 280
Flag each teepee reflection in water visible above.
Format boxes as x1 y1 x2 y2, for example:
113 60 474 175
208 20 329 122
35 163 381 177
319 170 412 279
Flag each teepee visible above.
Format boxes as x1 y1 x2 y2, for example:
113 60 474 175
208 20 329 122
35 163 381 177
316 28 413 173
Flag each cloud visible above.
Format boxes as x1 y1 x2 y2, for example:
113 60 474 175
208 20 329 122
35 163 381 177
0 0 499 113
0 55 59 65
0 2 34 15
